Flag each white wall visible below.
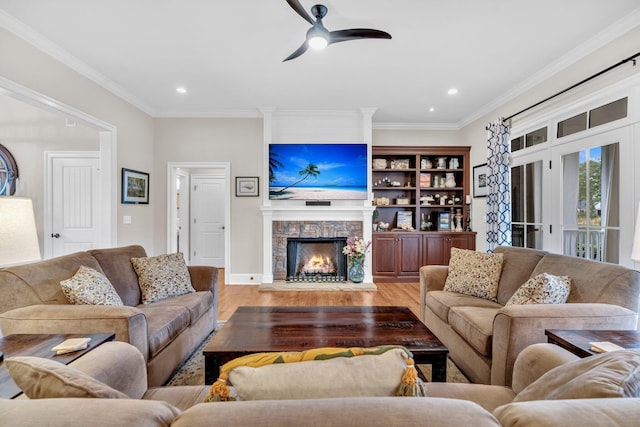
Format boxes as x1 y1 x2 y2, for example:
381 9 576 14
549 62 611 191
0 27 156 253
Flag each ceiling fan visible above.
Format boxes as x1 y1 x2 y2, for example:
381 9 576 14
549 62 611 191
283 0 392 62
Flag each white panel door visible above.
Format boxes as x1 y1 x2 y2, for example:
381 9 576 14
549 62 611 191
51 155 101 257
190 175 225 267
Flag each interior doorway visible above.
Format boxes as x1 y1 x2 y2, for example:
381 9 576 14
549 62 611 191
167 162 231 283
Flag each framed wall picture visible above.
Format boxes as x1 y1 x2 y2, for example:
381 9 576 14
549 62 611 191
121 168 149 204
473 163 488 198
236 176 259 197
438 212 451 231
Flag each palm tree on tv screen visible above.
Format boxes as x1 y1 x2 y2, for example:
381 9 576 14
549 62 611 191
269 152 284 183
273 163 320 193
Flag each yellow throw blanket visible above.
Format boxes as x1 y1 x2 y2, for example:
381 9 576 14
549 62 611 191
203 345 425 402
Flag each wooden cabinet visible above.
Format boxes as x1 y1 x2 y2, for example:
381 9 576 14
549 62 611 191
372 232 475 282
371 146 477 282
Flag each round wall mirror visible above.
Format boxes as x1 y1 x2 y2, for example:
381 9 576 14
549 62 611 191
0 144 19 196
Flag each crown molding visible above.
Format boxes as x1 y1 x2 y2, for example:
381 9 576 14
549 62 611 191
154 109 262 119
458 7 640 128
0 10 156 116
373 122 459 131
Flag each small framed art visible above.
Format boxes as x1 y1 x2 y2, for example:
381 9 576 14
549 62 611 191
473 164 488 198
121 168 149 204
236 176 259 197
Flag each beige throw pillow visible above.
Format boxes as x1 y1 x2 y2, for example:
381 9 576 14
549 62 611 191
506 273 571 306
131 252 195 304
60 265 124 306
228 348 411 400
6 356 129 399
514 349 640 401
443 248 504 302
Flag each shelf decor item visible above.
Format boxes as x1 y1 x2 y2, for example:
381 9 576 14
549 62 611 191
438 212 451 231
342 236 371 283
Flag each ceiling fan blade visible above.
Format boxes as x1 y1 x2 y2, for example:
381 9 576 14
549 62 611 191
286 0 315 25
329 29 392 44
283 41 310 62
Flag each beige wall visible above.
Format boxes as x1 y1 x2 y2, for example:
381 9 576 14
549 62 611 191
0 27 156 253
153 118 263 272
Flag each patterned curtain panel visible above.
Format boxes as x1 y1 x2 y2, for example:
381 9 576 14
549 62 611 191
486 120 512 252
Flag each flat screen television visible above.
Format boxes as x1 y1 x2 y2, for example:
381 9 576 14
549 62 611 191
269 143 368 200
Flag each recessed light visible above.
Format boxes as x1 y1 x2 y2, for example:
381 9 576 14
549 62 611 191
447 88 459 96
429 107 435 112
176 86 187 94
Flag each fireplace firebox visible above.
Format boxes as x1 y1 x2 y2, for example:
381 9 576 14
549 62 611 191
286 237 348 281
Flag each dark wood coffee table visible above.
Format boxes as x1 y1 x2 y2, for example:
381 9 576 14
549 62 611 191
0 333 115 399
204 306 448 384
546 329 640 358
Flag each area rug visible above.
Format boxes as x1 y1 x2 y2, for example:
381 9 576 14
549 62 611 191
258 281 377 291
166 328 469 386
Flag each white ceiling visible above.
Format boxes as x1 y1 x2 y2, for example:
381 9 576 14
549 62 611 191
1 0 639 128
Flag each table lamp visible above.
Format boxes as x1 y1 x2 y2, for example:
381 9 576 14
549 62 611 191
0 197 41 362
632 202 640 263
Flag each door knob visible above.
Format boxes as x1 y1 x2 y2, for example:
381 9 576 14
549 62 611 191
51 233 61 238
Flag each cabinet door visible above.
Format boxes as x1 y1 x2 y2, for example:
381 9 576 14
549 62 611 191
397 234 423 276
423 234 447 265
372 234 398 276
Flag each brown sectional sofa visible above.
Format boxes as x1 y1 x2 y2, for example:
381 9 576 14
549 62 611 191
420 246 640 386
0 245 218 386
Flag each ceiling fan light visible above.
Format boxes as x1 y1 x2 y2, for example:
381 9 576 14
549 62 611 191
308 35 328 50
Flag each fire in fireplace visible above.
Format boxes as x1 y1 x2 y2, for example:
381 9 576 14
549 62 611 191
286 237 348 282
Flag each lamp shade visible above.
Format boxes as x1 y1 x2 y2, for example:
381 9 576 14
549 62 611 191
633 202 640 263
0 197 41 267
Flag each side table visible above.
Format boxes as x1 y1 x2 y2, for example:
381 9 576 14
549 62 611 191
545 329 640 358
0 333 115 399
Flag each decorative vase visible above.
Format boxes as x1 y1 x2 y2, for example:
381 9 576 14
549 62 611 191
444 173 456 188
348 259 365 283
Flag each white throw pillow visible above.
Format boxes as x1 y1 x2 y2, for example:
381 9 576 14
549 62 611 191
131 252 195 304
60 265 123 306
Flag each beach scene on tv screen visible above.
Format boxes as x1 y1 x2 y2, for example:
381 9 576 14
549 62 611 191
269 143 368 200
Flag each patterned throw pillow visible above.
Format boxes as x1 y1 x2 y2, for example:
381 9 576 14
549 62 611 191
60 265 124 306
443 248 504 302
506 273 571 306
131 252 195 304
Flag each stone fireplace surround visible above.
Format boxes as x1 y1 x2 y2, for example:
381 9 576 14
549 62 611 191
273 221 361 281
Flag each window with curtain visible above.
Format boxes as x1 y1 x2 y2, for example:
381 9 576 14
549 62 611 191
562 143 619 262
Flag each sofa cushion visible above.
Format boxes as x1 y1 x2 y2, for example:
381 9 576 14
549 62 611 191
89 245 147 306
493 246 547 305
6 356 129 399
143 291 213 326
530 253 640 311
131 253 196 304
138 305 191 358
505 273 571 306
514 349 640 401
444 248 504 302
426 291 502 323
60 265 124 306
448 307 498 357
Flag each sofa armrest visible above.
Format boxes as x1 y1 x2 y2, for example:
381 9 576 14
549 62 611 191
419 265 449 320
188 265 218 295
510 343 579 394
491 303 637 386
0 305 149 360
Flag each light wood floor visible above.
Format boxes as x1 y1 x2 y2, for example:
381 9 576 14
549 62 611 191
216 270 421 321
